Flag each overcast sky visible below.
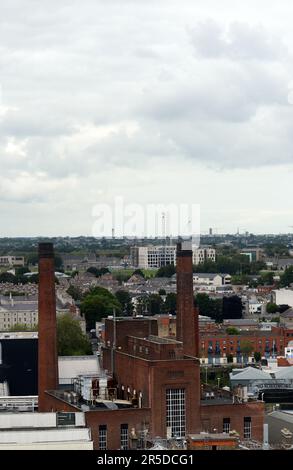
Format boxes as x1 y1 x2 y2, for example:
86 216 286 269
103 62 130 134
1 0 293 236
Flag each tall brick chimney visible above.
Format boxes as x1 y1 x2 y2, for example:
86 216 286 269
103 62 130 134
176 241 199 357
38 242 58 411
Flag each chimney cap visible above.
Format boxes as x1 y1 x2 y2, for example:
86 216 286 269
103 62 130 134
39 242 54 258
177 241 192 256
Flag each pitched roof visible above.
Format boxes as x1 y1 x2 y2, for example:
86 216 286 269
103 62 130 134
230 367 271 381
274 367 293 379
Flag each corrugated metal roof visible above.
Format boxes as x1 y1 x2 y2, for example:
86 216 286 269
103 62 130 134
230 367 272 381
274 367 293 379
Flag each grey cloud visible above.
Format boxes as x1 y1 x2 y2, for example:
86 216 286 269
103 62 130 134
190 20 287 61
138 63 288 123
1 0 293 235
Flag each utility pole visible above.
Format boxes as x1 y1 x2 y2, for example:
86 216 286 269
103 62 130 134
111 308 116 378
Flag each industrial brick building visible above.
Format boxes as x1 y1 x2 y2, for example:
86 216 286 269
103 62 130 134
38 241 264 450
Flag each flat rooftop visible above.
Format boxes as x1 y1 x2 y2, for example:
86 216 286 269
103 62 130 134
0 332 38 339
200 397 234 406
188 433 237 441
106 316 156 321
129 335 181 345
46 390 135 411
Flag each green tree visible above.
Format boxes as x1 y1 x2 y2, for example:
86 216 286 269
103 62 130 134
57 314 92 356
133 269 145 278
0 272 16 283
156 265 176 278
280 267 293 287
271 316 280 323
227 354 234 363
193 260 217 273
29 274 39 284
226 327 240 335
15 266 29 276
195 293 223 322
115 290 133 315
261 272 275 286
164 293 177 314
54 254 63 270
148 294 163 315
254 351 261 362
240 340 254 363
87 267 110 277
158 289 166 296
67 285 83 301
81 286 122 329
266 302 278 314
264 243 289 257
135 296 148 315
231 274 250 285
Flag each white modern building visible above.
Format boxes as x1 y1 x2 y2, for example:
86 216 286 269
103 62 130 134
0 256 25 267
130 245 216 269
130 246 176 269
272 289 293 307
0 412 93 450
193 247 216 265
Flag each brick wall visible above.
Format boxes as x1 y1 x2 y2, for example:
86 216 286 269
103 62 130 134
200 401 264 441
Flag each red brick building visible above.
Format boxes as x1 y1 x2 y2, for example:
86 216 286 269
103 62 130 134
199 327 293 363
38 242 264 449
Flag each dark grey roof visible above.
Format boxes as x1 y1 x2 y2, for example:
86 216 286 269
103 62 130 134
280 308 293 318
0 302 37 311
223 319 257 325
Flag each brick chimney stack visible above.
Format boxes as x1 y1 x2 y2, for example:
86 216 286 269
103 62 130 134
38 242 58 411
176 241 199 357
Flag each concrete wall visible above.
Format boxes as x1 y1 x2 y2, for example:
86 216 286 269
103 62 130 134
0 427 91 444
0 442 93 450
0 412 85 428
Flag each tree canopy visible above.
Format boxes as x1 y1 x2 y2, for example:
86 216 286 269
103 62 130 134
156 264 176 278
164 293 177 314
80 286 122 329
195 293 243 322
133 269 145 278
57 314 92 356
115 290 133 315
195 293 222 322
280 266 293 287
86 267 110 277
266 302 278 314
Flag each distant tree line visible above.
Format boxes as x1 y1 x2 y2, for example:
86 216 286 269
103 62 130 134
193 255 266 276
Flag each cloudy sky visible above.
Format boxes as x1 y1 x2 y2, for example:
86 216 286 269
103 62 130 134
1 0 293 236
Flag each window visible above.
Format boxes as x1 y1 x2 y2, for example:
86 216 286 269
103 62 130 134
244 417 251 439
166 388 186 438
223 418 230 434
120 424 129 450
99 425 107 450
